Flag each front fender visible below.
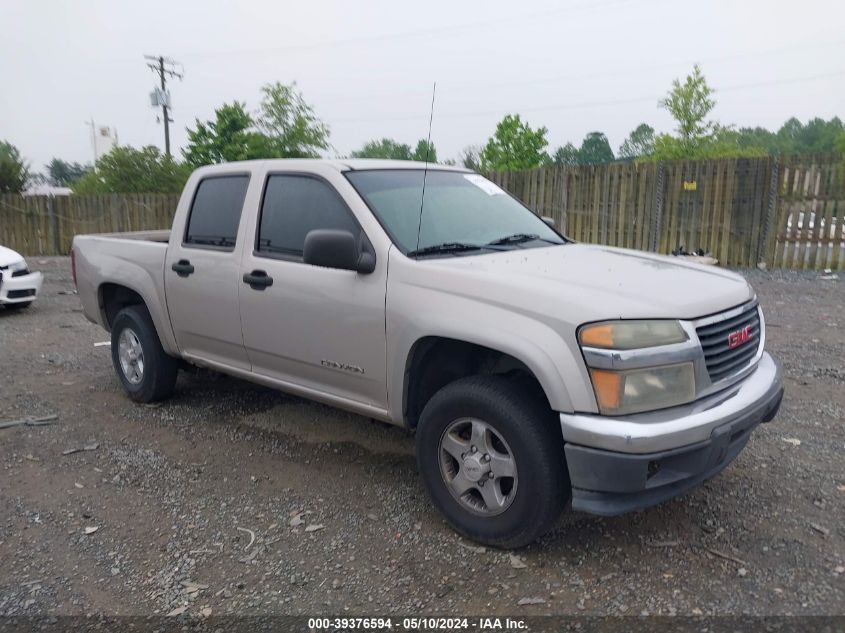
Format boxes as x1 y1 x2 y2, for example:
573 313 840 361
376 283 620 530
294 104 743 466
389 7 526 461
386 284 598 425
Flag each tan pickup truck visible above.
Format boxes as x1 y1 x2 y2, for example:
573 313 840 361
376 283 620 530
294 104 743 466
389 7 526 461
72 159 783 547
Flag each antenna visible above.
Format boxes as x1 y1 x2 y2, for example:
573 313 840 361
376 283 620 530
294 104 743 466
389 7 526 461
414 82 437 253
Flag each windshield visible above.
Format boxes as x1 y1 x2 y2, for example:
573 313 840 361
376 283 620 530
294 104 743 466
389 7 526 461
345 170 566 256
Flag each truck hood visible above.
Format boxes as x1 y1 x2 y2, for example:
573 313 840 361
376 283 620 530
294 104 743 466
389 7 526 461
417 243 754 322
0 245 25 268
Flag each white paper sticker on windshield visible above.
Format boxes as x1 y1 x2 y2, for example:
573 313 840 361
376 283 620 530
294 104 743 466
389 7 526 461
464 174 506 196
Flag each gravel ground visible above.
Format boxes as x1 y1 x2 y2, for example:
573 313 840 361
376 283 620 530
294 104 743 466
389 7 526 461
0 258 843 617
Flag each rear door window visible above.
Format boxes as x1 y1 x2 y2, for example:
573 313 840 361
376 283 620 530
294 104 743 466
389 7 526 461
184 175 250 250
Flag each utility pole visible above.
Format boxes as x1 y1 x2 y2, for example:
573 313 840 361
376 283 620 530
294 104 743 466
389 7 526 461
144 55 183 157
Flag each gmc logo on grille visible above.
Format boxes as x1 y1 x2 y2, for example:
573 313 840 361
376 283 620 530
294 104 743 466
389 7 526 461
727 325 753 350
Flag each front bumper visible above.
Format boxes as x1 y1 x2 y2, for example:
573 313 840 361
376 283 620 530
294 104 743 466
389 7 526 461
0 269 42 304
559 352 783 515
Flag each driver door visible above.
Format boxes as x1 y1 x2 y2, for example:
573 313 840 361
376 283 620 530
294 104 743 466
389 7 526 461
238 172 388 409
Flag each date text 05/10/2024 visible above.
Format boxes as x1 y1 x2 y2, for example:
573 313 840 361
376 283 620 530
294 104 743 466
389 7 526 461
307 617 528 630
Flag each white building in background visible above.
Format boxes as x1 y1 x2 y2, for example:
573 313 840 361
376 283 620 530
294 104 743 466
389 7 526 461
23 184 72 196
94 125 118 159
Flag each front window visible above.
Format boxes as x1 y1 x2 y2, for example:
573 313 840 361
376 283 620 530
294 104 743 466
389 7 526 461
345 170 565 257
257 175 360 259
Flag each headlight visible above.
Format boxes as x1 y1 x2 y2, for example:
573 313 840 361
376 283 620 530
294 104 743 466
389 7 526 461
8 259 28 273
588 362 695 415
579 320 688 349
579 319 695 415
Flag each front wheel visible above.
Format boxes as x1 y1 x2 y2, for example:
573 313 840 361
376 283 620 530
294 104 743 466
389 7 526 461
111 305 178 402
416 375 570 548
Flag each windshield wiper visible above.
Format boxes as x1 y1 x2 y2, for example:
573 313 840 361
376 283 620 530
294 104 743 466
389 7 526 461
407 242 484 257
486 233 559 246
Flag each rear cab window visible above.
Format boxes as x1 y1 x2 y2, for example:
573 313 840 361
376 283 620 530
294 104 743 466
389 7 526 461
184 175 250 251
256 174 360 259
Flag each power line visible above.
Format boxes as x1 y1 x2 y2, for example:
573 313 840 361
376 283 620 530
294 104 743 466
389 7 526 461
307 36 845 106
179 0 643 59
144 55 184 157
444 37 845 94
327 68 845 123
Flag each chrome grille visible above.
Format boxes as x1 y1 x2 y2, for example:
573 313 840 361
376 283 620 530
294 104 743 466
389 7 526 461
696 304 761 383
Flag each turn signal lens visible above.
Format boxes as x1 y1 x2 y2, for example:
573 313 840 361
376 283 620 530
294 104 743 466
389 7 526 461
589 363 695 415
579 324 615 348
590 369 621 410
579 320 687 350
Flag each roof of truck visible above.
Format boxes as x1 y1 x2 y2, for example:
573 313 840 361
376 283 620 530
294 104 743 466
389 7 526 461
334 159 470 172
193 158 472 173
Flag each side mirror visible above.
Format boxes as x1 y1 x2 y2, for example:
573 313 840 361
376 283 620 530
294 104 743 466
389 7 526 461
303 229 376 274
541 216 556 228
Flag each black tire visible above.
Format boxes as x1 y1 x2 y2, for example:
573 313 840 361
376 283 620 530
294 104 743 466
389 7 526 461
4 301 32 310
110 305 178 403
416 375 570 549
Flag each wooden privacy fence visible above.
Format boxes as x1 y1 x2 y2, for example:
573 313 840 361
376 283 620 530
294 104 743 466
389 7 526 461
0 193 179 256
1 155 843 269
487 155 845 270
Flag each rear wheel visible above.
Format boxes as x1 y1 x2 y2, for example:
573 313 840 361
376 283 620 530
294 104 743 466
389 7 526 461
416 375 569 548
111 305 178 402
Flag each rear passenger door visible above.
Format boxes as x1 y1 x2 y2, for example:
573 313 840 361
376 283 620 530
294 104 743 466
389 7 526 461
238 172 388 409
165 174 251 369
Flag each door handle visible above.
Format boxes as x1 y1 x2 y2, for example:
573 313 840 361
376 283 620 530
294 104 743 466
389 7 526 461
243 269 274 290
171 259 194 277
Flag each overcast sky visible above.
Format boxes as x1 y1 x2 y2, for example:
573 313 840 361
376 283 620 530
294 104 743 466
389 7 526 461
2 0 843 171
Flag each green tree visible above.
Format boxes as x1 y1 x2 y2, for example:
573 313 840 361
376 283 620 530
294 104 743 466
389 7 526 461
774 116 842 153
351 138 412 160
73 146 190 193
46 158 91 187
836 131 845 156
256 82 330 158
459 145 482 171
651 65 767 160
794 117 844 153
733 126 777 153
183 102 268 168
0 141 29 193
652 125 766 160
734 118 844 155
618 124 655 160
774 117 803 153
480 114 549 171
577 132 614 165
659 64 715 151
412 139 437 163
553 143 579 166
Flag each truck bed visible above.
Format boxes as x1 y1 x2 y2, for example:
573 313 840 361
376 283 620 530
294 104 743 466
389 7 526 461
72 230 177 354
86 229 171 243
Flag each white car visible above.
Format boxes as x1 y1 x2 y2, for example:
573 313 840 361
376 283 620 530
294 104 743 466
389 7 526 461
0 245 42 310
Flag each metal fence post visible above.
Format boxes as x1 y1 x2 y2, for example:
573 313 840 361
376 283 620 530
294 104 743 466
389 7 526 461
46 195 61 255
757 156 780 267
650 162 665 252
110 193 121 233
